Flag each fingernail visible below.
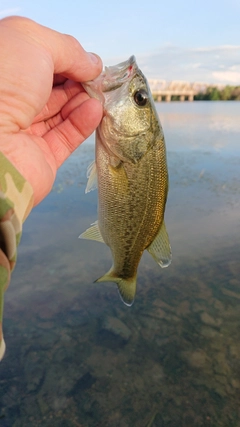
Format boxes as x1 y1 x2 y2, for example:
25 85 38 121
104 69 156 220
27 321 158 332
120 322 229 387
88 52 99 64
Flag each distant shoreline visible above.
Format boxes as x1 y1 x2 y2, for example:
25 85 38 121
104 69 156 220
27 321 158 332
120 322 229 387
154 98 240 102
152 85 240 102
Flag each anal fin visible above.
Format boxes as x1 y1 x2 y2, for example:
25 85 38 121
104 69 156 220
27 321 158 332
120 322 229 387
147 220 172 268
0 337 6 361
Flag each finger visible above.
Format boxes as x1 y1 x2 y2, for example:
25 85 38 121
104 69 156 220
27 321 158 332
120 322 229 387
44 98 103 167
29 90 90 136
53 74 67 86
2 17 103 82
61 89 89 119
33 80 85 123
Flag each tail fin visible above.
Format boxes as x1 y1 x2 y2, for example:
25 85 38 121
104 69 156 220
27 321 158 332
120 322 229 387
95 267 137 306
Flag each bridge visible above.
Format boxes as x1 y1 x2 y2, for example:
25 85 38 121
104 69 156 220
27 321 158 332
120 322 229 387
148 80 209 102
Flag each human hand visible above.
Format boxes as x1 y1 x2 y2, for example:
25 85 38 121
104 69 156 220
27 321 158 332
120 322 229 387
0 16 103 206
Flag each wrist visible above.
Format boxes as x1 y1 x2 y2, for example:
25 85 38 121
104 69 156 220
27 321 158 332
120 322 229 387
0 151 34 223
0 151 34 362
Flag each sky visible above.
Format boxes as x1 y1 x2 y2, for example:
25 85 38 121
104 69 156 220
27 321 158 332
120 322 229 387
1 0 240 84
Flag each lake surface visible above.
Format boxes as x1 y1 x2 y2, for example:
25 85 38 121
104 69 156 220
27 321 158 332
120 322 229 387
1 101 240 427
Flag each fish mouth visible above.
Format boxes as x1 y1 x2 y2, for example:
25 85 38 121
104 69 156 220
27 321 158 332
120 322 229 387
82 56 137 103
102 55 137 92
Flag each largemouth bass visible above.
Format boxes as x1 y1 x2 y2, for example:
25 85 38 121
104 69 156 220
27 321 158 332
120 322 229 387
80 56 171 306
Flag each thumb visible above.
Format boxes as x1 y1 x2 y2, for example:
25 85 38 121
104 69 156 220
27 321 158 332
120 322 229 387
1 16 103 82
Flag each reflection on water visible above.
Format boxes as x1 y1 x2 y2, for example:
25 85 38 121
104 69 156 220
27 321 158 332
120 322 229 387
158 101 240 154
1 102 240 426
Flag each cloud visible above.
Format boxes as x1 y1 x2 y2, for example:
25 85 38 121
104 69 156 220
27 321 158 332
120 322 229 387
212 71 240 84
134 45 240 84
0 8 21 17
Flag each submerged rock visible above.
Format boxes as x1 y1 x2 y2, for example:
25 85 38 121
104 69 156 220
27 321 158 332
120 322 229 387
200 326 220 338
183 349 208 369
200 311 222 327
101 316 132 342
221 288 240 300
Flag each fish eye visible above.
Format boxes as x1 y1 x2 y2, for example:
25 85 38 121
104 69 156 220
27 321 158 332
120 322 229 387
133 89 148 106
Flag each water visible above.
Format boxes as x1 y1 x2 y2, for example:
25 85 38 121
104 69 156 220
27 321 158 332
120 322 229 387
1 101 240 427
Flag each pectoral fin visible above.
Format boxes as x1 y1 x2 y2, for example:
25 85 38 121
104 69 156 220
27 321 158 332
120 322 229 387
85 161 97 193
79 221 104 243
95 267 136 306
147 220 172 268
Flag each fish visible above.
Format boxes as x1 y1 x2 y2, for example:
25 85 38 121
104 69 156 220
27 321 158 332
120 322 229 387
80 55 171 306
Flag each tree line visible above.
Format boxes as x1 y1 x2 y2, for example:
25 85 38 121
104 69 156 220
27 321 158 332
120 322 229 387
194 85 240 101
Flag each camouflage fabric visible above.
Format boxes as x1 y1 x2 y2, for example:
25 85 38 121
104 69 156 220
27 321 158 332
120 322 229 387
0 152 33 360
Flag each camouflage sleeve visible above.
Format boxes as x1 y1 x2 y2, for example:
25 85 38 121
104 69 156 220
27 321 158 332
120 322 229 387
0 152 34 361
